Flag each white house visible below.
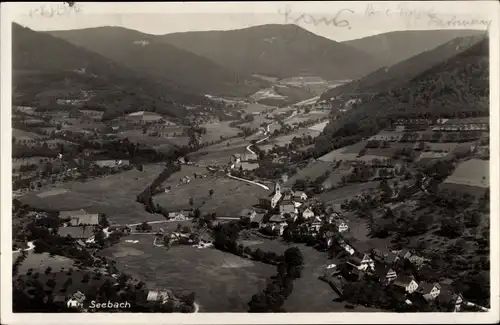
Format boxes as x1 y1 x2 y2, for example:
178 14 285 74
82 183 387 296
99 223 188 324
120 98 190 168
302 208 315 220
293 191 308 201
347 252 375 271
335 219 349 232
394 275 419 294
417 282 441 301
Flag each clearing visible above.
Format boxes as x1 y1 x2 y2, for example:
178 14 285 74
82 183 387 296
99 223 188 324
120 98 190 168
99 241 276 312
19 164 166 225
154 173 270 216
443 158 489 188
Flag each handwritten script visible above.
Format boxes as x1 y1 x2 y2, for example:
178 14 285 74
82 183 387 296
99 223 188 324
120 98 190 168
279 5 354 29
279 4 491 31
29 3 83 18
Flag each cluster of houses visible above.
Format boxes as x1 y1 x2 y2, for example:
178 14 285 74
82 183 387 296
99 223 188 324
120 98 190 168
238 182 350 236
323 244 466 312
57 209 101 242
230 152 259 171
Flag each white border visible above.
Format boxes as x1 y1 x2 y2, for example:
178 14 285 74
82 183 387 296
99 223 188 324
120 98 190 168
1 2 499 324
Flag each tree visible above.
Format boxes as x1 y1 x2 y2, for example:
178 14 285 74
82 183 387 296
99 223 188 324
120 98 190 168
284 247 304 268
99 214 110 228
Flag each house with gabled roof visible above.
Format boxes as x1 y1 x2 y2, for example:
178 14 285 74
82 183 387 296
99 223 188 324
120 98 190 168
346 251 375 271
393 275 419 294
293 191 308 201
417 282 441 301
395 248 412 260
373 264 397 284
335 219 349 232
438 284 463 312
279 201 297 215
250 213 265 228
301 207 315 220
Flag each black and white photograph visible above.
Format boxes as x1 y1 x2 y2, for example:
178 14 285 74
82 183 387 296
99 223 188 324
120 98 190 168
1 1 498 324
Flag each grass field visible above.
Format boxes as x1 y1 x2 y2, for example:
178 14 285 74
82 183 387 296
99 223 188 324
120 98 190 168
443 158 489 188
316 181 381 205
239 115 273 130
13 128 43 141
308 121 329 132
240 238 382 312
99 240 276 312
241 103 275 114
19 164 166 225
200 122 241 143
259 129 321 151
284 111 329 126
154 173 270 216
116 129 189 148
14 251 76 274
318 141 368 162
285 161 335 186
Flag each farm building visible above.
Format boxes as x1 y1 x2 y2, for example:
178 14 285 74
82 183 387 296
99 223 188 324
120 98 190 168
58 226 97 240
59 209 100 226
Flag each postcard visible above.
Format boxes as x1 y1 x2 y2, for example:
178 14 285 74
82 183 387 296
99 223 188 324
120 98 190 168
1 1 499 324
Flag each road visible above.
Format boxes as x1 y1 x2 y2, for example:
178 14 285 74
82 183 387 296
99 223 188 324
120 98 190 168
235 110 299 189
127 219 192 227
226 173 270 190
12 241 35 254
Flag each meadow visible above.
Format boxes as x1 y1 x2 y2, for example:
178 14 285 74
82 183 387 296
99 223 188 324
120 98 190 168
98 240 276 312
443 158 489 188
154 173 270 216
20 164 166 225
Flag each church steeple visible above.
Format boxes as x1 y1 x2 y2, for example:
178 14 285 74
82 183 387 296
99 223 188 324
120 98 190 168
275 182 281 195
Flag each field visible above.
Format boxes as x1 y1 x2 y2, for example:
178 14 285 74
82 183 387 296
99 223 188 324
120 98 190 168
308 121 329 132
154 172 270 216
284 110 329 126
60 117 106 131
98 240 276 312
190 133 263 165
200 122 241 143
116 129 189 148
318 141 368 162
239 115 273 130
14 251 75 274
316 181 381 205
13 128 43 141
19 164 166 225
241 103 275 114
368 131 405 142
443 158 489 188
237 238 382 312
285 161 335 186
12 157 54 170
258 129 321 151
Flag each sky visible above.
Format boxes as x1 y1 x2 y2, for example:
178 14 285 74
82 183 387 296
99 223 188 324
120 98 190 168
8 1 495 42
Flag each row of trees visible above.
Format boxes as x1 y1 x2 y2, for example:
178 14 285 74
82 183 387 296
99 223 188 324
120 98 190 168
248 247 304 312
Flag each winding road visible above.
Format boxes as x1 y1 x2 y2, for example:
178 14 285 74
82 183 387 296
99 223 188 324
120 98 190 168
230 110 298 190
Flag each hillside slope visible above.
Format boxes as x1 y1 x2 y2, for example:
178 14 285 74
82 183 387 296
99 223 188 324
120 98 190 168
48 27 267 97
343 29 485 68
313 37 489 157
13 23 211 121
157 24 383 81
321 34 487 100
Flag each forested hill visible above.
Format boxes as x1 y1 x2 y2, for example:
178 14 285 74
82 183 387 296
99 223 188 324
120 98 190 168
312 37 489 158
13 23 210 121
320 34 487 101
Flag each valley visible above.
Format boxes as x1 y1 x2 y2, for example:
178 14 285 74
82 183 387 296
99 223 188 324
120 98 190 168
9 18 491 316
